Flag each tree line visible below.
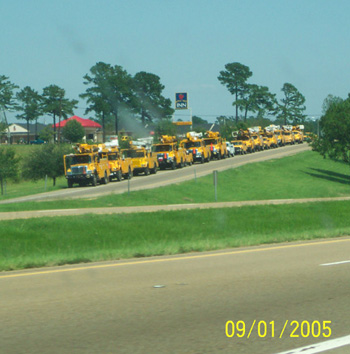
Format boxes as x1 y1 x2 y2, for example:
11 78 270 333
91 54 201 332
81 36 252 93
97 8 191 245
312 94 350 164
0 61 309 145
217 62 306 125
0 63 175 144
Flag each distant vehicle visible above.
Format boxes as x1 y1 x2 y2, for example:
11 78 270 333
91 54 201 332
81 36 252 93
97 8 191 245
225 142 235 157
30 139 45 144
231 139 247 155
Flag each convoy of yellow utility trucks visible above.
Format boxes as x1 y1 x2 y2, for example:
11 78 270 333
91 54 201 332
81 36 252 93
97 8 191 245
63 125 305 187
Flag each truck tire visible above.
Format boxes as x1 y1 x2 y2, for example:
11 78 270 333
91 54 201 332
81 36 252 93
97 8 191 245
67 180 73 188
101 171 108 184
151 164 157 174
171 160 176 170
145 167 150 176
116 170 122 181
92 174 97 186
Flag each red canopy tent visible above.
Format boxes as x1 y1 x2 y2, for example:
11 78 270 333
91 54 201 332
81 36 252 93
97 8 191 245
53 116 102 129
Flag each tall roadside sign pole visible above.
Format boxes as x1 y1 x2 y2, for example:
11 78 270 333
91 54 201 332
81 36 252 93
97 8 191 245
175 92 192 129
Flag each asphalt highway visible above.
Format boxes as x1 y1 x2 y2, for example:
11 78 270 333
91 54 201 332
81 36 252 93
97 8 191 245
1 238 349 354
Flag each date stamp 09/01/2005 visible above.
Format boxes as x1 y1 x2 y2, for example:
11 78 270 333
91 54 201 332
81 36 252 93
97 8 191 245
225 320 332 339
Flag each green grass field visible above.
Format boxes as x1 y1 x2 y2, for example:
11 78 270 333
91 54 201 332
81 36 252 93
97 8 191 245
1 149 350 271
1 201 350 271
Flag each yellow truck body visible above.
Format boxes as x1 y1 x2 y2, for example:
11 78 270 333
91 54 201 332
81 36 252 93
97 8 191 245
237 130 255 153
203 131 227 159
122 147 158 175
231 139 247 155
275 129 286 146
99 145 133 181
64 144 110 188
292 125 304 144
248 127 264 151
180 132 210 164
151 135 187 170
262 129 278 148
250 133 264 151
282 126 295 145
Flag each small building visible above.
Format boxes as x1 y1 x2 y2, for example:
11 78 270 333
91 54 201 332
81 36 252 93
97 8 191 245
0 123 48 144
53 116 102 142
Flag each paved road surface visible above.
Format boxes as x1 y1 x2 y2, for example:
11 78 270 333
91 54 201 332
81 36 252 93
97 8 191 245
1 238 349 354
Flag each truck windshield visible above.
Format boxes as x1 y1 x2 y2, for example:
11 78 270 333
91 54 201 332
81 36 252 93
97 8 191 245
124 150 145 158
65 154 91 169
71 155 91 164
108 153 120 161
184 141 201 148
152 145 172 152
203 139 217 145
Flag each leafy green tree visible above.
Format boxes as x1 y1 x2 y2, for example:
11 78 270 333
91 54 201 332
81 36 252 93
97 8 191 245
192 115 209 125
80 62 114 142
16 86 43 143
0 121 7 142
322 94 343 114
0 75 18 142
277 83 306 124
0 75 18 111
133 71 174 125
238 84 277 120
218 62 252 123
22 143 73 186
62 120 85 143
0 147 20 195
215 116 236 140
42 85 78 141
153 119 176 141
313 97 350 162
39 126 55 143
81 62 135 137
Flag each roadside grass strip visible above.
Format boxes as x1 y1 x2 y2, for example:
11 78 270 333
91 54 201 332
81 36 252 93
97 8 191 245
1 200 350 271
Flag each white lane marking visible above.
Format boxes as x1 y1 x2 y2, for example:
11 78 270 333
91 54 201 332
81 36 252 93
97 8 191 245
320 260 350 266
274 335 350 354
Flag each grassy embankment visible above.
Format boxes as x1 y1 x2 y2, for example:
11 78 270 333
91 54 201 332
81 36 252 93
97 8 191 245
1 150 350 211
1 150 350 271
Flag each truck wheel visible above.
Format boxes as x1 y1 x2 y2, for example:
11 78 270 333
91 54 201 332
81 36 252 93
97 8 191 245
145 167 150 176
201 156 204 164
180 159 184 168
116 170 122 181
151 164 157 174
101 172 108 184
92 174 97 186
67 180 73 188
172 160 176 170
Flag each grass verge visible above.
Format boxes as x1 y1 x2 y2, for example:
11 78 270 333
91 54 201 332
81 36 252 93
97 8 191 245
1 200 350 271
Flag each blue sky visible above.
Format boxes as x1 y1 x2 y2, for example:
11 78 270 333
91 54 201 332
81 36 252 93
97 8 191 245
1 0 350 124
